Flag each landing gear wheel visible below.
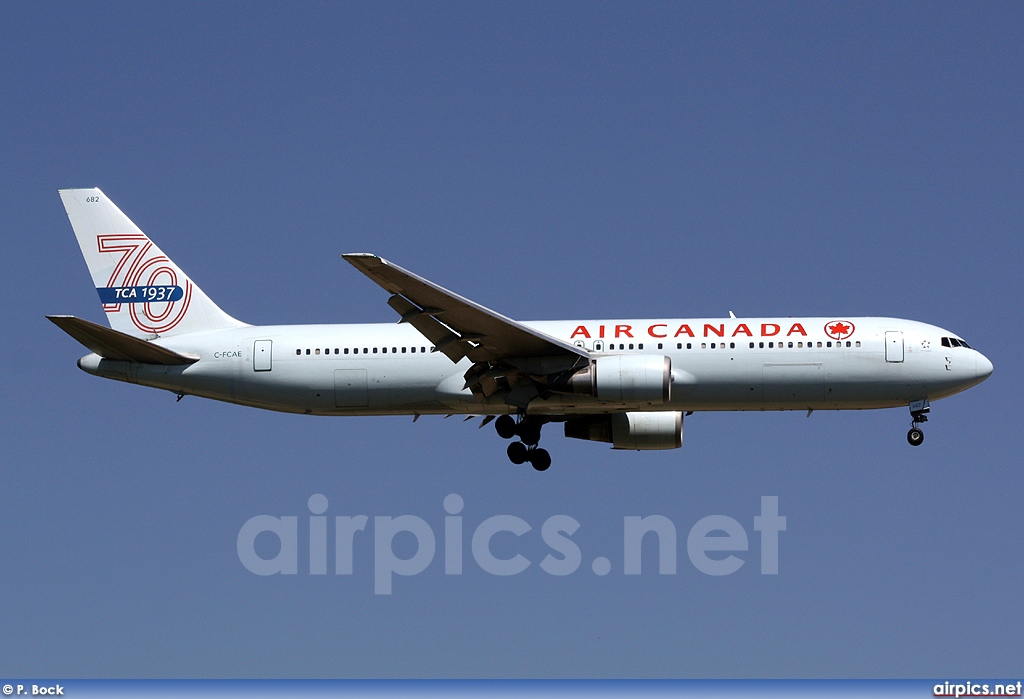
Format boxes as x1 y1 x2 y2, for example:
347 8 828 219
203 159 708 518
907 428 924 446
495 414 517 440
507 441 528 464
517 420 542 446
528 448 551 472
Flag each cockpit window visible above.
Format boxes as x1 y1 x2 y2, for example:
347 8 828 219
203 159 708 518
941 337 972 349
941 337 951 347
958 339 971 349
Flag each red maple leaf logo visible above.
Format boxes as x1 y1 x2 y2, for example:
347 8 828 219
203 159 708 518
825 321 855 340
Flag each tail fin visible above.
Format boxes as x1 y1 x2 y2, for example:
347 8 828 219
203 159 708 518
59 188 247 338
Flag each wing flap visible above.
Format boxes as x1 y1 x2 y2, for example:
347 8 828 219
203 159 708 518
386 294 468 362
47 315 200 365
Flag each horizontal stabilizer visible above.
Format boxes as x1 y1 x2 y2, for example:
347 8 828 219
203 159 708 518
47 315 199 365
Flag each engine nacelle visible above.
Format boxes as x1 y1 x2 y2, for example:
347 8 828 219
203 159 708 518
566 355 672 404
564 411 683 450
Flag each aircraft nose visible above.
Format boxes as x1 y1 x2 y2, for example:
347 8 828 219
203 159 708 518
976 352 994 381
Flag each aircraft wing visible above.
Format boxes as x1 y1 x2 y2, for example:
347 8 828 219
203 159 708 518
343 254 587 364
343 254 589 406
47 315 200 365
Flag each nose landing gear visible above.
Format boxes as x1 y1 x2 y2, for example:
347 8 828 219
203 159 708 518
907 427 924 446
907 399 930 446
495 414 551 471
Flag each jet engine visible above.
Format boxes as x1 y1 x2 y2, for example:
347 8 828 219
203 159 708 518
563 355 672 404
564 411 683 450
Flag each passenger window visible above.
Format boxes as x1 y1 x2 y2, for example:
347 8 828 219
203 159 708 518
749 342 754 348
402 347 407 353
344 348 349 355
817 342 822 348
687 343 692 349
657 343 663 350
701 343 707 349
315 349 320 355
629 344 634 350
759 342 764 348
845 341 851 347
855 341 861 347
638 343 644 350
676 343 682 350
295 349 301 355
788 342 793 348
710 343 716 349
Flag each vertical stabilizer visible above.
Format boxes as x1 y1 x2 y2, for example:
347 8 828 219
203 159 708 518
59 188 247 338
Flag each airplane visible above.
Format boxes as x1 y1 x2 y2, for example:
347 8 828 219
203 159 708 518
50 188 993 471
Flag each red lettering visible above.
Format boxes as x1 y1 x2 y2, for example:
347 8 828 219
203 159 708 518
704 323 725 337
570 325 591 339
786 323 807 337
647 324 667 338
615 325 633 338
761 323 780 337
599 325 605 339
673 324 695 338
732 323 753 337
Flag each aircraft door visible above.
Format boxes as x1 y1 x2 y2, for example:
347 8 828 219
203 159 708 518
593 340 605 352
335 369 369 407
253 340 273 371
885 331 904 363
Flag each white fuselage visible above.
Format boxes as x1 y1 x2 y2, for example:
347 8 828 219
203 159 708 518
76 316 993 417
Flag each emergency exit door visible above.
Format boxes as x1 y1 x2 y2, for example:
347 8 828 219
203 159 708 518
254 340 273 371
885 331 904 363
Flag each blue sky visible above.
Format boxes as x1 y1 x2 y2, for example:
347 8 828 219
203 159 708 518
1 1 1022 678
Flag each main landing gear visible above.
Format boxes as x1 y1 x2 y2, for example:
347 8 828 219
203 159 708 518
907 399 930 447
495 414 551 471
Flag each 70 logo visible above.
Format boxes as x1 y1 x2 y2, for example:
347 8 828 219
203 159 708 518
97 234 193 334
